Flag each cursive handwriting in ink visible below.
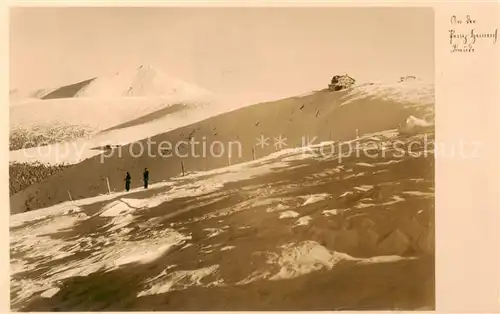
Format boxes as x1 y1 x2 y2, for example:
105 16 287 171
449 14 497 53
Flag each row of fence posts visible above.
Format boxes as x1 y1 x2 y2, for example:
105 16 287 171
67 177 112 203
67 151 242 202
66 129 360 202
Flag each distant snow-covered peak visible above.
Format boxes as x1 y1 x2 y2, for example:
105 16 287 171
10 64 215 104
74 64 213 100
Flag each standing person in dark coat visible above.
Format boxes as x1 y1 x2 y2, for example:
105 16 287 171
143 168 149 189
124 172 131 192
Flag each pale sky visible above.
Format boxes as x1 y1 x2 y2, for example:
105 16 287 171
10 7 434 102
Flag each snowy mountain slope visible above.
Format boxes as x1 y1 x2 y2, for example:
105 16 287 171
9 98 197 151
9 65 216 151
11 65 212 101
10 125 435 311
10 79 434 214
339 80 435 122
9 99 241 165
74 64 212 99
10 96 203 135
10 80 434 163
10 77 435 310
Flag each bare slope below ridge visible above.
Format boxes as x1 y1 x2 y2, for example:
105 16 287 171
11 126 435 311
41 78 97 100
10 81 434 214
99 103 189 133
9 65 215 151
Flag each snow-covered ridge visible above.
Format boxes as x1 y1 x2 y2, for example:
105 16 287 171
340 80 434 108
9 79 434 166
10 65 219 155
74 64 212 99
10 65 215 129
11 64 213 102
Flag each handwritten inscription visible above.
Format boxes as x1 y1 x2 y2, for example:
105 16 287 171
449 15 498 53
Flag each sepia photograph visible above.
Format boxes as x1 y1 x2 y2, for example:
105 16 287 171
9 7 435 311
